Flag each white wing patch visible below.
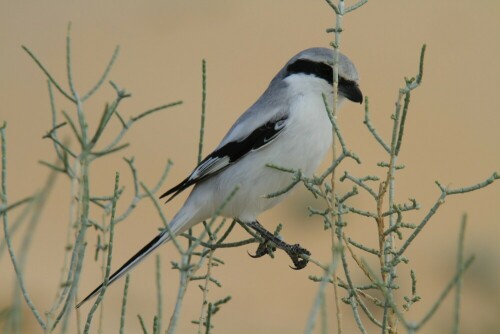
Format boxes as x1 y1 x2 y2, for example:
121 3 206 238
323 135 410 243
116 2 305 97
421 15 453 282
189 156 231 181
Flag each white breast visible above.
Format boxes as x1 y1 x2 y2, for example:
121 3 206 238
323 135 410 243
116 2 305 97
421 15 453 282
221 75 334 220
278 74 335 176
183 74 338 224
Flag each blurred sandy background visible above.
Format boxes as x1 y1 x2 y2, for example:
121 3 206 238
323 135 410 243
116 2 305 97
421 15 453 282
1 1 499 333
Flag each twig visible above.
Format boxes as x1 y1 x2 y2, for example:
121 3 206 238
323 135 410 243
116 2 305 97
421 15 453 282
1 125 47 330
395 173 499 260
364 97 390 153
197 249 214 334
452 214 467 334
345 0 368 13
21 46 75 102
0 196 33 216
83 172 120 333
166 255 189 334
138 314 149 334
304 261 338 334
410 256 475 331
119 275 130 334
156 255 163 334
198 59 207 164
81 46 120 102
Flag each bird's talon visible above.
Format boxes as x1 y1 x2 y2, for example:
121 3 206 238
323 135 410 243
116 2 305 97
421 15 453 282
289 257 309 270
247 221 311 269
247 250 262 258
286 244 310 270
248 241 273 258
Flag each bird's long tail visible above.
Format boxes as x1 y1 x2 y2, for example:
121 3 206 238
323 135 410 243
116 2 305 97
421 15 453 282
76 200 202 308
76 229 171 308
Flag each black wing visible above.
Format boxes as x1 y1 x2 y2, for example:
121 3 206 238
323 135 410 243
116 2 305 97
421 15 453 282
159 114 288 202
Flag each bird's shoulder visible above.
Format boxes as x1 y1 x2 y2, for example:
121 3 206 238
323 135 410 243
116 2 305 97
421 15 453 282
218 84 292 147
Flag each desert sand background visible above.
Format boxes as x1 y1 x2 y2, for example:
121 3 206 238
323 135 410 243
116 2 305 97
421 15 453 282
1 1 499 333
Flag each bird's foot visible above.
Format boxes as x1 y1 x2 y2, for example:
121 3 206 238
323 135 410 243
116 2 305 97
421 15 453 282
284 243 311 270
247 221 311 270
248 240 276 258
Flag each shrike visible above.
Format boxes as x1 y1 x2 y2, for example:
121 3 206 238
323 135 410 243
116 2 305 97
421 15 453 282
77 47 362 308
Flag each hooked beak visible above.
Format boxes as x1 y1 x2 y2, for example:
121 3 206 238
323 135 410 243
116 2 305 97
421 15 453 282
339 83 363 104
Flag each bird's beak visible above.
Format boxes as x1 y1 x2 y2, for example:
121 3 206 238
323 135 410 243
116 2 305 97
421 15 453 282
339 83 363 104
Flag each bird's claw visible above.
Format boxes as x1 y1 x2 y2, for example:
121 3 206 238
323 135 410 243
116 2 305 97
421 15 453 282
246 221 311 269
248 240 276 258
248 241 311 270
286 244 310 270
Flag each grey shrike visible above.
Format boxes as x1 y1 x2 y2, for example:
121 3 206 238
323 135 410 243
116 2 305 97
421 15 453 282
77 47 363 308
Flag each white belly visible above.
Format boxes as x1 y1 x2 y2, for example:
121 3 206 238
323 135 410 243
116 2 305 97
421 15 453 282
204 91 333 222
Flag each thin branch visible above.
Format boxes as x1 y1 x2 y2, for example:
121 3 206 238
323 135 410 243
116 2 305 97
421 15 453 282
340 171 378 199
394 91 411 156
445 172 499 195
61 110 84 147
324 0 340 14
1 125 47 330
43 131 77 159
166 255 189 334
22 46 75 102
83 172 120 333
131 101 183 123
337 211 368 334
452 215 467 334
47 81 66 164
156 255 164 334
345 0 368 14
410 256 475 331
198 59 207 164
89 87 131 148
119 274 130 334
138 314 149 334
197 249 214 334
363 97 390 153
103 100 182 153
0 196 33 216
304 261 338 334
81 46 120 102
91 143 130 158
415 44 427 85
395 173 499 260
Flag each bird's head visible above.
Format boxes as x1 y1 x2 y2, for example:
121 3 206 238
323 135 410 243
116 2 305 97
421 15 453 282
281 47 363 104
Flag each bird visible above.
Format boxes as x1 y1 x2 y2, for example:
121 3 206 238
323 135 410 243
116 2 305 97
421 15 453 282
76 47 363 308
